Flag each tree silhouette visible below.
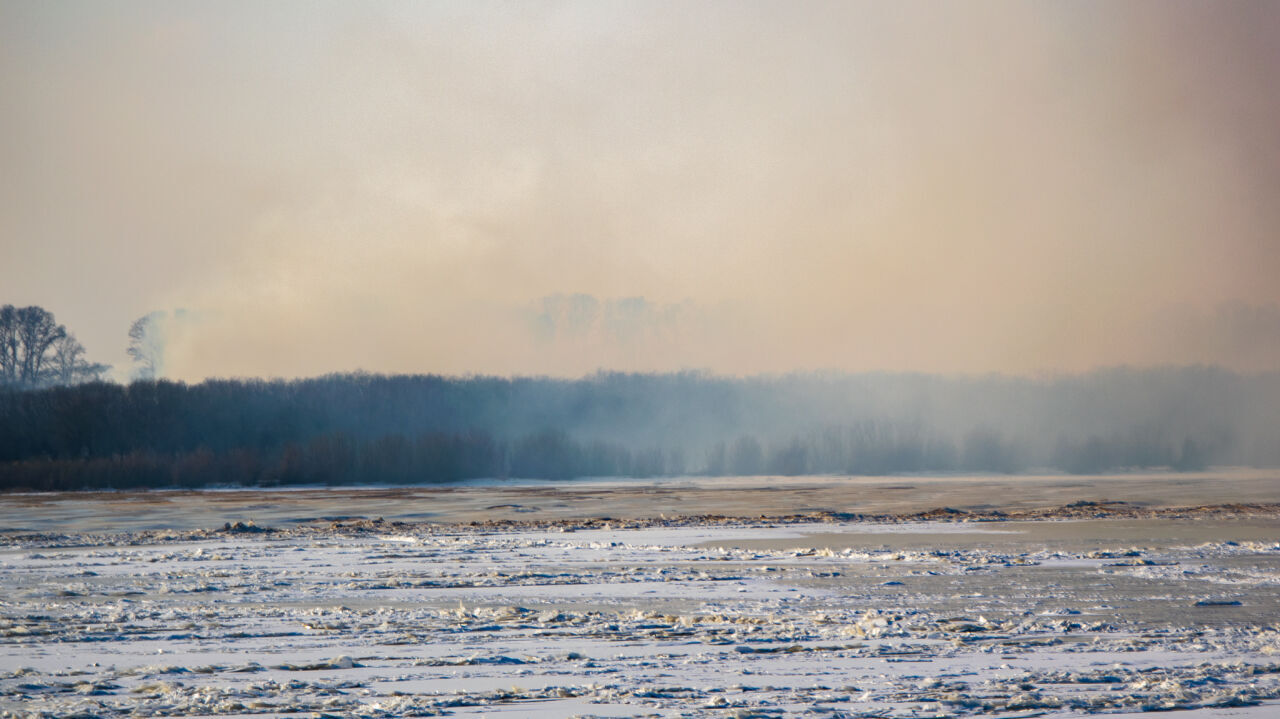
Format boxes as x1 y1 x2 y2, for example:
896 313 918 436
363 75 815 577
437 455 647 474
1 305 65 387
0 305 109 389
127 312 165 380
49 334 109 385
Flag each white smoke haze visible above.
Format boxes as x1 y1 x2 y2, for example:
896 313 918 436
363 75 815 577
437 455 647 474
2 2 1278 380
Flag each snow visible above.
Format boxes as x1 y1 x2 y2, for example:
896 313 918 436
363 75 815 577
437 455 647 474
3 514 1280 717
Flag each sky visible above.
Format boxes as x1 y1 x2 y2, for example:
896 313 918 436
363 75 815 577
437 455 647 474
3 1 1279 381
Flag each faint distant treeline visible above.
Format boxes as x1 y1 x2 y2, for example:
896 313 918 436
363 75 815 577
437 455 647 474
1 368 1277 491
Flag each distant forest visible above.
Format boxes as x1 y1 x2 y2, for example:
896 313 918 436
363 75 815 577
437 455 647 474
2 367 1278 491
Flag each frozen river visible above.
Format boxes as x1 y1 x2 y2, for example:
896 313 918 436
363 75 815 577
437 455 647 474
2 474 1279 717
1 469 1278 534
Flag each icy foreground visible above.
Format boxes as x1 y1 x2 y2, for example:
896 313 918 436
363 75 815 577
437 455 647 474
2 516 1280 718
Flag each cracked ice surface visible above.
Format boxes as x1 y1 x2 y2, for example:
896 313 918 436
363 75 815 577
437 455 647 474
2 518 1280 718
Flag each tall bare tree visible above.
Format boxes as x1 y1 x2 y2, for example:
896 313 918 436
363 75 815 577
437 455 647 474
16 306 64 385
127 312 166 380
0 305 19 386
0 305 67 388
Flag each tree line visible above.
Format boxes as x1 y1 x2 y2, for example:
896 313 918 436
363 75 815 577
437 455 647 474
2 368 1276 491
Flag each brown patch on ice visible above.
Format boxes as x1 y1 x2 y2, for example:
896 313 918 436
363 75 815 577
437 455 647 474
4 499 1279 549
1 470 1277 543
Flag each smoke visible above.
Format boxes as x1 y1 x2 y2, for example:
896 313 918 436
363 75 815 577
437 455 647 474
3 2 1278 380
1141 302 1280 373
5 367 1279 486
125 308 201 381
525 294 727 373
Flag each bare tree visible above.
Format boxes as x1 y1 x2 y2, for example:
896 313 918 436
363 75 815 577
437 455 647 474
0 305 110 389
0 305 18 386
16 306 64 385
0 305 67 388
127 312 166 380
49 334 109 386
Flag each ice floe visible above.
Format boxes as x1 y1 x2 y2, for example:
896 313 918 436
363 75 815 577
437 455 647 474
2 517 1279 717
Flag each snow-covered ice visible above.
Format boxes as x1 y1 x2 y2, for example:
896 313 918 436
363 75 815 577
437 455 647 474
2 509 1280 717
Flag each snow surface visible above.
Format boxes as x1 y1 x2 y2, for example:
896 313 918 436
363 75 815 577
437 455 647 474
2 519 1279 717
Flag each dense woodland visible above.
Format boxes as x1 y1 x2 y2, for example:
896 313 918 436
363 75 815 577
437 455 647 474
2 367 1278 491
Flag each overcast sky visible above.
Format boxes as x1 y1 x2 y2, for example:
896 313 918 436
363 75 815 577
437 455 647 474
3 1 1279 380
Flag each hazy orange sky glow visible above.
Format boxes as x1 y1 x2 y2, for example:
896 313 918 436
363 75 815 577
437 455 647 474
3 1 1279 380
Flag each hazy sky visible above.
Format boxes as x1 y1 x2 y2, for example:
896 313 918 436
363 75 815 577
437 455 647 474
3 1 1279 380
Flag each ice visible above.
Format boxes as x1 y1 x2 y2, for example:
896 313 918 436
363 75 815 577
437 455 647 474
3 512 1280 717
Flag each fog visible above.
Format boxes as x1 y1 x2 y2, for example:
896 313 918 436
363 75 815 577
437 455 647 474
3 2 1280 380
